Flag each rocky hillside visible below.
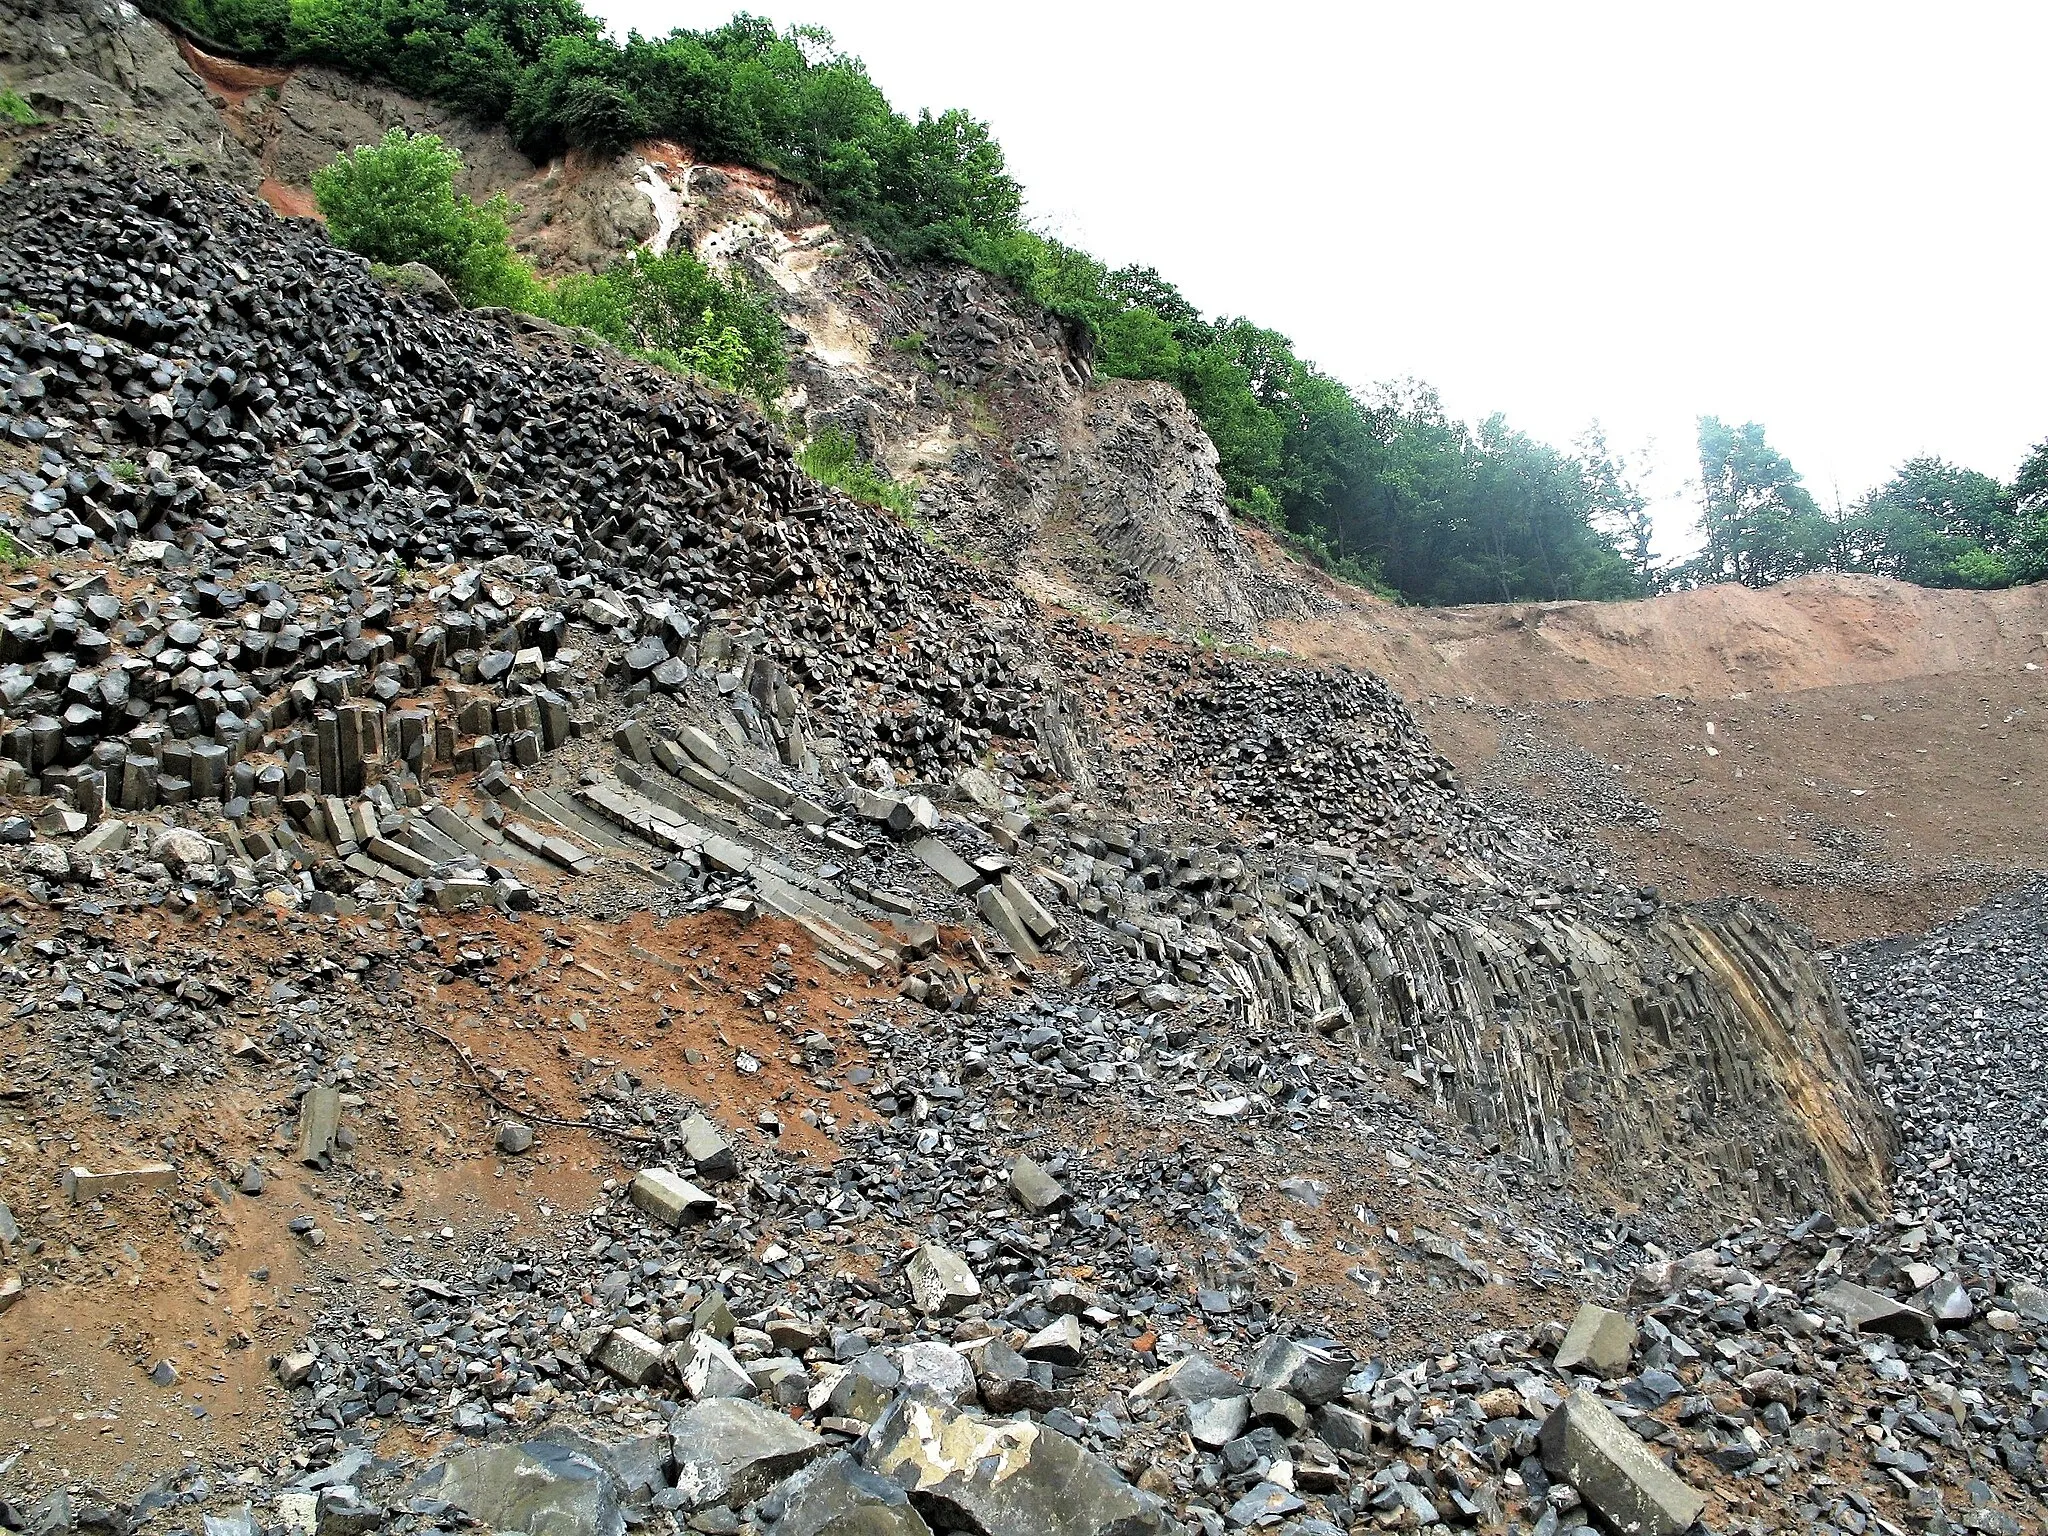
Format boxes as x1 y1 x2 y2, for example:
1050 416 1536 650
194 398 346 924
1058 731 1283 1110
0 8 2044 1536
14 8 1325 643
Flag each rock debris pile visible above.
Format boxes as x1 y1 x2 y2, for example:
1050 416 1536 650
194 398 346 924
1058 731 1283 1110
0 121 2032 1536
1835 885 2048 1282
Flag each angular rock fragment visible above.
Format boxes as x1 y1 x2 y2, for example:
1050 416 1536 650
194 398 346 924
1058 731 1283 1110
896 1341 978 1405
1243 1334 1350 1406
1556 1301 1638 1377
903 1243 980 1316
411 1441 625 1536
1187 1395 1249 1450
751 1450 933 1536
593 1327 665 1387
1815 1280 1935 1342
631 1167 717 1227
1008 1153 1069 1213
1539 1389 1706 1536
668 1397 826 1511
679 1113 739 1178
672 1332 758 1400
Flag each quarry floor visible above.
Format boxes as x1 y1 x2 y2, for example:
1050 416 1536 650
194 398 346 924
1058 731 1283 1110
1269 567 2048 943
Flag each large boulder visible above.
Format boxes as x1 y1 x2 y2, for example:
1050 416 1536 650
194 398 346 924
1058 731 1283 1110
410 1440 623 1536
752 1450 934 1536
1539 1390 1706 1536
859 1392 1172 1536
1815 1281 1935 1343
669 1397 828 1511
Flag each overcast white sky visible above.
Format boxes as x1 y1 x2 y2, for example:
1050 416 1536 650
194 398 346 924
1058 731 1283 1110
589 1 2048 556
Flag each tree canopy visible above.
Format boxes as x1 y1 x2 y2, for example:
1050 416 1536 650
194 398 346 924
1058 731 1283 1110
1674 418 2048 591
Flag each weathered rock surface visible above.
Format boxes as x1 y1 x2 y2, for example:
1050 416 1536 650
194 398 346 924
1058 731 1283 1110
411 1441 624 1536
667 1397 826 1511
859 1393 1173 1536
0 0 256 184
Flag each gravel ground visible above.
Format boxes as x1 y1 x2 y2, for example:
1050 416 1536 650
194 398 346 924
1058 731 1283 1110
1833 881 2048 1280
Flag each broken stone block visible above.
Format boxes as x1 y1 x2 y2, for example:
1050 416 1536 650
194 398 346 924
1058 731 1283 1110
910 835 981 891
64 1162 177 1202
668 1396 827 1512
1187 1395 1249 1450
296 1085 342 1167
1816 1281 1936 1343
631 1167 717 1227
1008 1153 1070 1213
151 825 214 875
1556 1301 1638 1377
1247 1386 1306 1435
1022 1314 1084 1366
1314 1402 1375 1454
1131 1353 1244 1403
672 1331 758 1401
496 1120 534 1155
967 1337 1060 1412
593 1326 666 1387
976 884 1040 958
904 1242 981 1316
410 1441 624 1536
1539 1389 1706 1536
679 1113 738 1178
277 1350 318 1387
749 1449 932 1535
1243 1334 1351 1407
896 1341 978 1406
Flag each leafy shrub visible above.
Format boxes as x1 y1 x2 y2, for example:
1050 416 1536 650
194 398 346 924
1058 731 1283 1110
798 428 914 519
311 129 538 307
161 0 291 54
542 251 783 398
1094 307 1181 381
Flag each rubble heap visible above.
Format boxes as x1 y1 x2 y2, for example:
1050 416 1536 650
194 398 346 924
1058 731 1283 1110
0 125 2005 1536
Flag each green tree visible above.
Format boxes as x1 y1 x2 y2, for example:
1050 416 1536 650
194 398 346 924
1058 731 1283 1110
1575 424 1655 588
2007 438 2048 582
1847 456 2011 587
1094 308 1181 380
544 250 784 398
1686 417 1834 587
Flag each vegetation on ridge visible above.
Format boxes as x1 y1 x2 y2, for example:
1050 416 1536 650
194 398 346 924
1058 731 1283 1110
162 0 2048 600
154 0 1658 605
313 128 784 399
1677 417 2048 591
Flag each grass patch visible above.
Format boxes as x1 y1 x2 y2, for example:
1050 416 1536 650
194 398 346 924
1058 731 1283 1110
0 529 30 568
0 90 36 127
799 428 917 521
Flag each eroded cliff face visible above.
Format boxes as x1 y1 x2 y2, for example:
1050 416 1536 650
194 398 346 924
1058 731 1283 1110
95 28 1331 641
607 149 1329 640
0 0 254 182
1027 639 1895 1228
